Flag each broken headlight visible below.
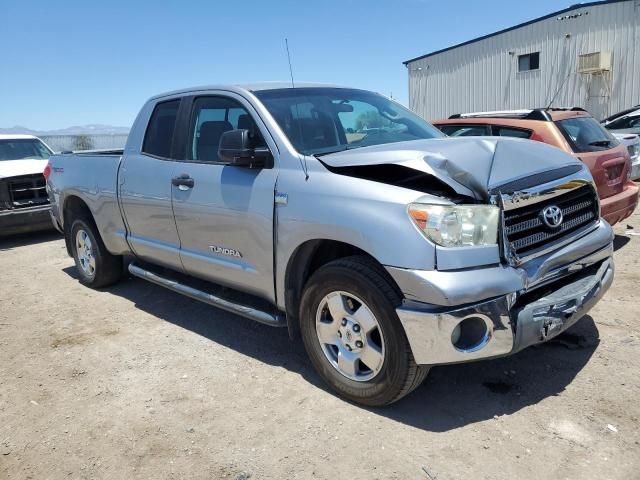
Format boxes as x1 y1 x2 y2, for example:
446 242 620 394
408 204 499 247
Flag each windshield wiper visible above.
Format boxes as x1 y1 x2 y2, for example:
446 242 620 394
313 146 356 157
588 139 612 147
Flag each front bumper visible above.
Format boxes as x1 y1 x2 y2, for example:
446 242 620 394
389 220 615 365
0 205 54 236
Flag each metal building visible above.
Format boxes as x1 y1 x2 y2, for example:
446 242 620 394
404 0 640 121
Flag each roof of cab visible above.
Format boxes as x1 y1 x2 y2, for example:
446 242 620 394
149 82 347 101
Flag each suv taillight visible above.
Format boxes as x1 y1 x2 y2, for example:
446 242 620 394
43 163 52 181
530 132 545 142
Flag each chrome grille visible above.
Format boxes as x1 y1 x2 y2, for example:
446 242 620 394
7 174 49 209
503 185 599 257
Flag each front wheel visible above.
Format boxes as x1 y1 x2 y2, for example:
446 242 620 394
299 256 429 406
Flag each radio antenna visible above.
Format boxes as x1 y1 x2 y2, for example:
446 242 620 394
546 71 571 109
285 38 309 180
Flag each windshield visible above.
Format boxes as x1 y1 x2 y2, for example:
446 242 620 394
254 88 444 155
604 114 640 131
0 138 53 161
555 117 619 153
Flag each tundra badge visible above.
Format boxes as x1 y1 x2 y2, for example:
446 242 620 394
209 245 242 258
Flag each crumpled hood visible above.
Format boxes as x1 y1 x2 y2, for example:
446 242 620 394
320 137 583 200
0 159 48 180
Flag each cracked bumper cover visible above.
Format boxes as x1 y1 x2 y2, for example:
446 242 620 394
388 220 614 365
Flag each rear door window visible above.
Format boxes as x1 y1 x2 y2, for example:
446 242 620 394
437 124 491 137
142 99 181 158
556 117 620 153
494 126 532 139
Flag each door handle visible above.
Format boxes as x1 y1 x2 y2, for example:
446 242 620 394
172 174 194 190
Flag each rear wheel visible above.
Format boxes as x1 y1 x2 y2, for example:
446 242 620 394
299 256 429 406
70 217 122 288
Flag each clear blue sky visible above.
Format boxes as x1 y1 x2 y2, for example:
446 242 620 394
1 0 575 130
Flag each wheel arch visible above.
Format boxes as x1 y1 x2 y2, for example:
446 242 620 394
283 239 402 339
61 195 96 256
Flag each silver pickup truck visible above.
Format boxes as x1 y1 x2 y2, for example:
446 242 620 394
46 83 614 406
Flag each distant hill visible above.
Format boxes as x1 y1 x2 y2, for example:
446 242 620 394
0 124 130 136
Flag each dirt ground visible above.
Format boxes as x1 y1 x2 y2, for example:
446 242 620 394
1 213 639 480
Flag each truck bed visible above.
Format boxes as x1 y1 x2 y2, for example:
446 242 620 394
47 151 130 255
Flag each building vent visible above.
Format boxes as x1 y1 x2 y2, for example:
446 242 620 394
578 51 612 73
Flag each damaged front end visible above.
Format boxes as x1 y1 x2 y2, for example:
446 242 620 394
317 136 582 201
319 136 614 365
394 253 613 365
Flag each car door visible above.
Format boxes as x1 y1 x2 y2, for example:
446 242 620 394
170 93 278 301
119 98 185 271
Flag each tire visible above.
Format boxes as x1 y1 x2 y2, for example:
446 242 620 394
299 256 429 406
70 217 122 288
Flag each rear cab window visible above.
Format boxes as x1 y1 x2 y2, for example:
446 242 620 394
555 117 620 153
142 99 181 158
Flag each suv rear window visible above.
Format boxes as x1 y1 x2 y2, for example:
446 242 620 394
555 117 619 153
495 126 532 139
438 125 490 137
143 99 180 158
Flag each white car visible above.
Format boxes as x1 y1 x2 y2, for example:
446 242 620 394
602 106 640 136
601 107 640 180
610 133 640 180
0 134 55 235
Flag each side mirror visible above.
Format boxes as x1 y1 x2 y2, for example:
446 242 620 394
218 129 272 168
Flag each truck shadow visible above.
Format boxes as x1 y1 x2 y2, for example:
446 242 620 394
0 229 61 251
67 269 600 433
613 234 631 251
377 316 599 431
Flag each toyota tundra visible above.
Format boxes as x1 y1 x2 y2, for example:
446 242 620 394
46 84 615 406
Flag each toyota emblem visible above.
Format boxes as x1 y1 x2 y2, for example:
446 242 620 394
542 205 563 228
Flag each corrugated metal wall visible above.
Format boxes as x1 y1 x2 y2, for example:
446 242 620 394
40 134 128 153
407 1 640 121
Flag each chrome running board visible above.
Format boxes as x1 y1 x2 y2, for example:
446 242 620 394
128 263 286 327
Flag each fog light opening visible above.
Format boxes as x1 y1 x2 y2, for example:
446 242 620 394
452 316 490 352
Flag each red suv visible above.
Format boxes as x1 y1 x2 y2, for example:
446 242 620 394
433 108 639 225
